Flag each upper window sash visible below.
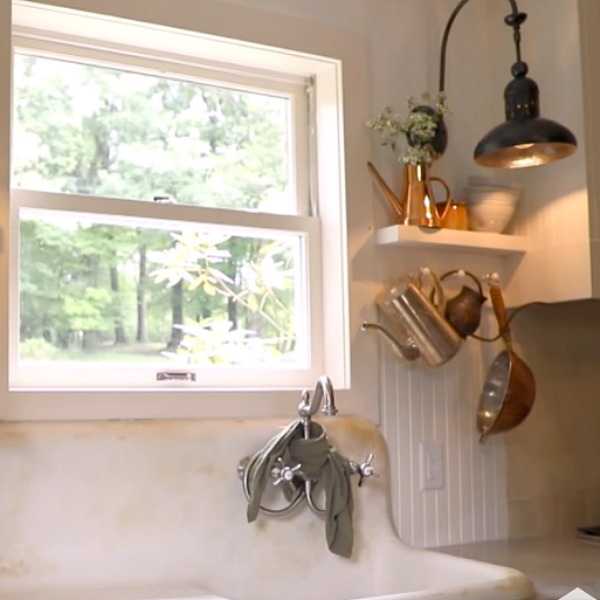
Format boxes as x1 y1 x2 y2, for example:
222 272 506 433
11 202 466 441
11 31 311 217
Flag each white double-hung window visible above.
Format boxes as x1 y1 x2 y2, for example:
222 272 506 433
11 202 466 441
7 1 350 414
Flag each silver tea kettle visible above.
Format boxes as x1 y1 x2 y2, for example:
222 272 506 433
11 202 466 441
363 267 462 367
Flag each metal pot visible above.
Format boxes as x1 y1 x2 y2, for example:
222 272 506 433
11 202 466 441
476 282 536 444
364 267 461 367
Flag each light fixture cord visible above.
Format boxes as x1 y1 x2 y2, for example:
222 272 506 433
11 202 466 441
508 11 523 64
439 0 523 93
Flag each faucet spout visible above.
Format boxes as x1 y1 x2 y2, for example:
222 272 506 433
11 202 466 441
317 375 338 416
298 375 338 417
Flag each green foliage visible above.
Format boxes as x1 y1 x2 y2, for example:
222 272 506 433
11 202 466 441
20 338 60 361
149 232 296 360
62 288 113 331
15 52 298 365
13 55 289 209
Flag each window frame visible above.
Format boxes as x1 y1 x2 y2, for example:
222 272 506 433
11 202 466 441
11 20 327 392
0 0 372 422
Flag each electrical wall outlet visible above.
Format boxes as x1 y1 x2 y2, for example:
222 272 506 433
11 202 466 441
419 441 444 491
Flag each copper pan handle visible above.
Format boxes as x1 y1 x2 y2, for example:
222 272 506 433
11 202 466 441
489 284 512 351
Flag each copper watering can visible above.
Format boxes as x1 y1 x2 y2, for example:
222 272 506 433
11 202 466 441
367 161 453 229
362 267 462 367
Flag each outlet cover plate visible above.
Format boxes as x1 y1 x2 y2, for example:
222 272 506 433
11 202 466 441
419 441 444 491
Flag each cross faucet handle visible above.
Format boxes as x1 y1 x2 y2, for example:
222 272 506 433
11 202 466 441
347 453 378 487
357 452 376 487
270 457 303 486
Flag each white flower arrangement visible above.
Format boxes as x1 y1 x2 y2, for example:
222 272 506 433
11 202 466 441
368 92 450 165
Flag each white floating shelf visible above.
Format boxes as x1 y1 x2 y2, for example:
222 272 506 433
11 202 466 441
375 225 527 256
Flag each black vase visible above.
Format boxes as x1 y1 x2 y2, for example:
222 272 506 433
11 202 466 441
406 105 448 159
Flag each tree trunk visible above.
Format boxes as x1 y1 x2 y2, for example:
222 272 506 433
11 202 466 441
136 244 148 343
110 265 127 345
167 280 184 350
227 296 238 330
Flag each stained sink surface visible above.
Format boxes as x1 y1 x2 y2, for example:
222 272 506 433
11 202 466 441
0 587 229 600
0 417 535 600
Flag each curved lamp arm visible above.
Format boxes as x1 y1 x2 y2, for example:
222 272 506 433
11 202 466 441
439 0 521 93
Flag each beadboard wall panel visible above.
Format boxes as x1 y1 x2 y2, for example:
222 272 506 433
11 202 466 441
380 329 508 548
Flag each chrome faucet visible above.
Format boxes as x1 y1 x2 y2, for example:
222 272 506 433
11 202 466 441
238 374 377 521
298 375 338 417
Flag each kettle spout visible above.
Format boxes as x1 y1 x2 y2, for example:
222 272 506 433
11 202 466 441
361 321 420 361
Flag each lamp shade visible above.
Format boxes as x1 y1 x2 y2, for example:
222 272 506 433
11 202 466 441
474 117 578 168
437 0 577 169
474 70 577 168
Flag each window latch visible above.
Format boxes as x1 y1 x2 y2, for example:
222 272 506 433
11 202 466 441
156 371 196 382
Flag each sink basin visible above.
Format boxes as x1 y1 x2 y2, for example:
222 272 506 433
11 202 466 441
0 416 535 600
0 570 533 600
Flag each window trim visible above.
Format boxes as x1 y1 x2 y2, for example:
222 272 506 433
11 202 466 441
0 0 365 421
10 36 323 390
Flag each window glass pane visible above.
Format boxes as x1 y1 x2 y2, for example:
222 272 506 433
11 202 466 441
19 210 305 369
13 53 294 214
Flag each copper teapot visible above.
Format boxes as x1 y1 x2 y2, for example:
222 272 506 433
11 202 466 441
438 270 487 338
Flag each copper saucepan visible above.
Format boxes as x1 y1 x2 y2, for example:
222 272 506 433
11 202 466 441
476 281 536 444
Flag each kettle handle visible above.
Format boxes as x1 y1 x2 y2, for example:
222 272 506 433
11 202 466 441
440 269 484 296
418 267 446 313
429 176 452 220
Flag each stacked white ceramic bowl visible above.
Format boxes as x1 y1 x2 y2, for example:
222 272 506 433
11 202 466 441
466 176 521 234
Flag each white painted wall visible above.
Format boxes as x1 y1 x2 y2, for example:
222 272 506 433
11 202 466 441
367 0 511 547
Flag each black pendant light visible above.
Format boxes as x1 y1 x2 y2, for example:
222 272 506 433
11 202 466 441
437 0 577 169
